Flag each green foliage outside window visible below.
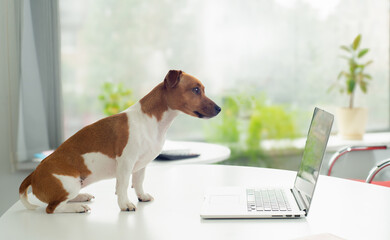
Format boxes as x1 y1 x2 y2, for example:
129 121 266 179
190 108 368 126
205 93 301 167
98 82 135 116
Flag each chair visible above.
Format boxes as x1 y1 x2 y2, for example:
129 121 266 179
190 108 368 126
366 158 390 187
327 145 390 187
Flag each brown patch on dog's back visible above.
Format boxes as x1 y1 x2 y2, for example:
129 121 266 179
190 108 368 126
58 112 130 159
29 113 130 207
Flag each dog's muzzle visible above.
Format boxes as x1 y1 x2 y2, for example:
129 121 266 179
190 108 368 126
194 104 221 119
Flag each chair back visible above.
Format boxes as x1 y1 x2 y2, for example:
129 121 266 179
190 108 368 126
327 146 390 186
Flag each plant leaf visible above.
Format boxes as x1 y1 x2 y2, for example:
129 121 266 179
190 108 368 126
346 79 355 94
359 80 367 93
352 34 361 50
327 84 335 93
338 71 351 80
365 60 373 66
337 71 344 80
358 48 369 58
349 61 356 74
356 64 365 69
363 74 372 80
340 45 351 52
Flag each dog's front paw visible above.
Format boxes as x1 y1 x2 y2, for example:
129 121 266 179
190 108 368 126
138 193 154 202
119 201 136 211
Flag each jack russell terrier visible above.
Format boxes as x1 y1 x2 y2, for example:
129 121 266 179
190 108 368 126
19 70 221 214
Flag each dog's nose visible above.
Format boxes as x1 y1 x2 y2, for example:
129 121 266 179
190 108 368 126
214 105 221 114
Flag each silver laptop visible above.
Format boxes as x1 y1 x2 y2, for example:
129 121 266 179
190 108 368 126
200 107 334 219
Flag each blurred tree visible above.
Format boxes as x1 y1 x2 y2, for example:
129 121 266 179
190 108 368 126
98 82 135 116
205 92 300 166
81 0 204 92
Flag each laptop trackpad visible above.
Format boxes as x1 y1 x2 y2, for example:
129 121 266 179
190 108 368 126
210 195 241 205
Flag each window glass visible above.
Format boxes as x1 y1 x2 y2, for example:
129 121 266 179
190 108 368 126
60 0 389 142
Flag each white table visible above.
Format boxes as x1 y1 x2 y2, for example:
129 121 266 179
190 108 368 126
1 165 390 240
16 141 231 170
153 140 231 165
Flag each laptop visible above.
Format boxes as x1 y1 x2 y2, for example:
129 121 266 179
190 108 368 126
200 107 334 219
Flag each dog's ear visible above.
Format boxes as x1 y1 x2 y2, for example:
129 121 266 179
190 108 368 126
164 70 182 88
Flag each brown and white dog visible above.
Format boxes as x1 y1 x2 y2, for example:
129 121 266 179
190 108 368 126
19 70 221 214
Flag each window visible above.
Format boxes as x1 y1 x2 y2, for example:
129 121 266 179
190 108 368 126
60 1 389 160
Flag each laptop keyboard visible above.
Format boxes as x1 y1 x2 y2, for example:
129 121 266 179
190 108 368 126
247 189 292 212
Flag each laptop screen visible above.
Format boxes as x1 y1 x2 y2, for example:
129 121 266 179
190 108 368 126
293 107 334 212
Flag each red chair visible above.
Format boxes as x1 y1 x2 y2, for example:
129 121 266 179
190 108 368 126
365 158 390 187
327 145 390 187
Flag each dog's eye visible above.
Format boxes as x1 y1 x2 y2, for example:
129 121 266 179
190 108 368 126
192 87 201 95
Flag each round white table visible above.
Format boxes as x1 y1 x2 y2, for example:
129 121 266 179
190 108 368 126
18 141 231 171
152 140 231 165
1 165 389 240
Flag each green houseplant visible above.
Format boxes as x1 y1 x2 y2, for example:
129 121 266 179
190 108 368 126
330 34 373 140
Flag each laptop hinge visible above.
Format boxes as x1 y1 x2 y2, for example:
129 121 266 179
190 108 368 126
291 188 307 213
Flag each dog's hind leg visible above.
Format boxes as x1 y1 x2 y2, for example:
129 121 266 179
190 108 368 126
31 170 87 214
68 193 95 202
52 201 91 213
47 174 90 213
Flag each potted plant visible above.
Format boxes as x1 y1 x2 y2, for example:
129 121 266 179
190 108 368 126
329 34 373 140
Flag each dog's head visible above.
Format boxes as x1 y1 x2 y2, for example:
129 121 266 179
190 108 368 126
164 70 221 119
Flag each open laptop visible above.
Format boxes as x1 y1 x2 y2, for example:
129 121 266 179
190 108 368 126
200 107 334 219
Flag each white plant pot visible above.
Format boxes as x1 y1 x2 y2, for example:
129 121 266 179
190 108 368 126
337 107 367 140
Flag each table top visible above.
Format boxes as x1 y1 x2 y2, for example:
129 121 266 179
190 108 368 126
1 165 389 240
16 140 231 171
152 140 231 165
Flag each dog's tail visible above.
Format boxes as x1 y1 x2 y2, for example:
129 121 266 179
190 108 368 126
19 172 39 210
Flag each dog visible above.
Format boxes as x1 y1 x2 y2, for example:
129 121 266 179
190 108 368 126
19 70 221 213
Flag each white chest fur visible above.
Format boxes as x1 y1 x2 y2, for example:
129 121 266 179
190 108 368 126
81 103 178 186
123 103 179 172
